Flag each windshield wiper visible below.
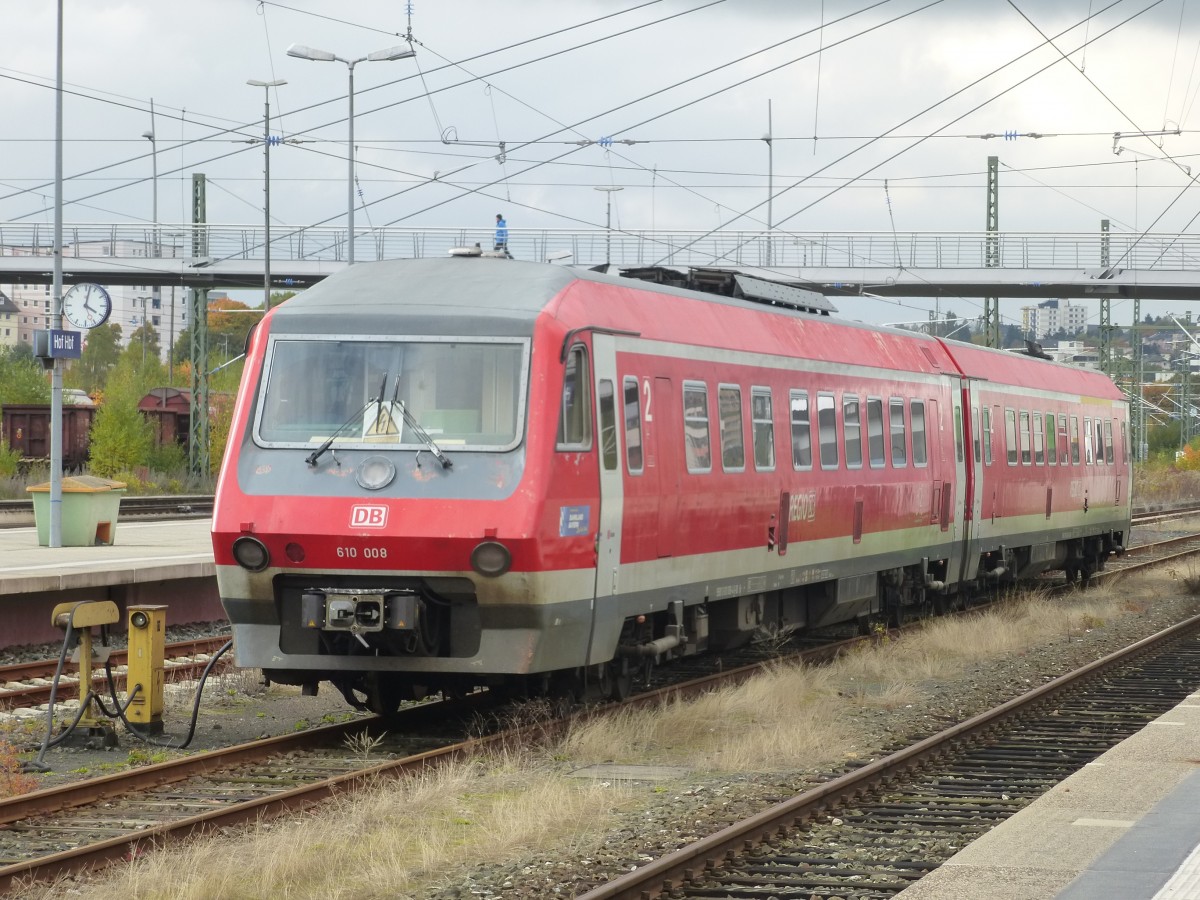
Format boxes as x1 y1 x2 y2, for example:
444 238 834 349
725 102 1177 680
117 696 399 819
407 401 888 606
398 399 453 470
305 374 388 468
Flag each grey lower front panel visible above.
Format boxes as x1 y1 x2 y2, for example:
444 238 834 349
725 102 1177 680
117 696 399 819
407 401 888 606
226 595 595 675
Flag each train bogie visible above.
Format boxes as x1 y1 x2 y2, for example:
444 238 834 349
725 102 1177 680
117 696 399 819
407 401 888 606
211 258 1132 713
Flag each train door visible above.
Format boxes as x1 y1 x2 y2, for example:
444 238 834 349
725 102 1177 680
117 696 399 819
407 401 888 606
589 335 624 665
649 376 681 558
954 379 981 583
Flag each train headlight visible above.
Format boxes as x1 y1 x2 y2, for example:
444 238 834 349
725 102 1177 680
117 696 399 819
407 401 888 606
232 536 271 572
356 456 396 491
471 540 511 577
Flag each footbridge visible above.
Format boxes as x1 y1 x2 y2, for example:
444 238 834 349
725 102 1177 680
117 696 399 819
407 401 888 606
2 224 1199 300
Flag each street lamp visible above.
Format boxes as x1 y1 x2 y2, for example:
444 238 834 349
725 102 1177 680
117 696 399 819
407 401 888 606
133 296 152 365
594 186 623 267
142 115 167 378
247 79 286 309
286 42 416 265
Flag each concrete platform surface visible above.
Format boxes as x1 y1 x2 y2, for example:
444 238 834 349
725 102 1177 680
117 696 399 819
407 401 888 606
898 693 1200 899
0 519 214 596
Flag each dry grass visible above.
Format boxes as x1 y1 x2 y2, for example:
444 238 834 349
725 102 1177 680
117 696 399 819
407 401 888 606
26 752 635 899
564 581 1150 773
20 575 1180 898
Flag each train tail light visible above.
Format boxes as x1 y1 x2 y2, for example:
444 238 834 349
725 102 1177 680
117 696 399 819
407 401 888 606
232 536 270 572
471 540 511 577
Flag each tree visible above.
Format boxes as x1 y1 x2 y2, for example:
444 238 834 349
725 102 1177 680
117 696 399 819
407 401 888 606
126 322 162 368
87 353 155 477
68 322 122 395
0 345 50 405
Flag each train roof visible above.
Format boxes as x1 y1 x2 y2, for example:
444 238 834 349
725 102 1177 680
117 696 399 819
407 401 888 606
936 338 1125 400
265 259 1125 400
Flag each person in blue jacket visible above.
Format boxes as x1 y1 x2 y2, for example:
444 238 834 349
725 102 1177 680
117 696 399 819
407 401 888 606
494 214 509 256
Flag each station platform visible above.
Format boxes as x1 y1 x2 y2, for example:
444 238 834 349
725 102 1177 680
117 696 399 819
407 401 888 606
0 519 221 644
899 690 1200 899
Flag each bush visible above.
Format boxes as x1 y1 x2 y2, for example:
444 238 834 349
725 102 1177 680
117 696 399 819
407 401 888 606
0 441 20 478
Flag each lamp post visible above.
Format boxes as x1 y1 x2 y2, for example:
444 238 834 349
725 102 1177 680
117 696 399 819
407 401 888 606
286 42 416 266
594 186 623 267
134 296 152 366
142 112 165 375
247 78 287 309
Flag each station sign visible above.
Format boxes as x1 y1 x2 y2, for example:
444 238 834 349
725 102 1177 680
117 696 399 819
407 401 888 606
33 329 83 360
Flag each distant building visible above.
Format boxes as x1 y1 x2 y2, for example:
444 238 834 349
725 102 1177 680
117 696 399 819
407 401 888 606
1046 339 1100 369
0 290 18 348
1021 299 1088 339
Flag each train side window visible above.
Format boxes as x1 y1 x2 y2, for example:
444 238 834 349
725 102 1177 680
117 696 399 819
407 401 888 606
952 404 963 463
911 400 928 466
751 387 775 471
982 406 993 465
1019 410 1032 464
557 345 592 450
683 382 712 473
623 376 643 474
1083 416 1094 464
867 397 885 468
972 406 981 462
1104 419 1114 464
598 380 618 470
1046 414 1056 466
1121 419 1128 463
719 385 745 472
1070 416 1081 464
1033 413 1044 465
818 391 839 469
1005 408 1018 465
1095 419 1105 465
890 397 907 467
843 394 863 469
791 390 813 470
1058 414 1068 464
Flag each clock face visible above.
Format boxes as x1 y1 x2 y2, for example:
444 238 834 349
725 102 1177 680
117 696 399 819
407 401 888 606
63 283 112 330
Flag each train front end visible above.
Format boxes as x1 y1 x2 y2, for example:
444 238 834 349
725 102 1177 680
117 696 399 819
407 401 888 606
211 259 588 713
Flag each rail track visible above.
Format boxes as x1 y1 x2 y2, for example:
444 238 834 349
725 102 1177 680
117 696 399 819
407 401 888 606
1 512 1199 892
0 636 232 709
0 633 863 894
0 495 213 529
580 612 1200 899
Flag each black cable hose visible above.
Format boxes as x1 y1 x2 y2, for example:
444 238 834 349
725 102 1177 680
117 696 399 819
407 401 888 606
20 617 78 773
20 634 236 772
102 638 235 750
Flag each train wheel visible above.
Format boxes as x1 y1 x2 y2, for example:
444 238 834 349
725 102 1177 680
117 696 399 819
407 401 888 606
609 659 633 701
363 673 414 717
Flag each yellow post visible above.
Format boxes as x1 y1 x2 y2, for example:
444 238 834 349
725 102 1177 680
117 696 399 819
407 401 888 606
126 605 167 734
49 600 120 741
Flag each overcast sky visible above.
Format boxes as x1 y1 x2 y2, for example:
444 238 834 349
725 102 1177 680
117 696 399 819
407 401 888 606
5 0 1200 326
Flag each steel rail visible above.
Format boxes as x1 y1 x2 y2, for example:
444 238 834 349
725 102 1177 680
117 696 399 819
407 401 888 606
0 636 232 707
578 618 1200 899
1 523 1196 892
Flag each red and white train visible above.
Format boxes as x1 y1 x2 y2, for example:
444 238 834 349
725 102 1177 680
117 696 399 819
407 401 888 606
211 258 1131 713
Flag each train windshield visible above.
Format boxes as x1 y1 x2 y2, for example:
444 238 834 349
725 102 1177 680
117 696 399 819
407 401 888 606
253 336 528 451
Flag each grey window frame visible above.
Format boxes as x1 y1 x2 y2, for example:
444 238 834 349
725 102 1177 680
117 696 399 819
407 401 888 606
791 389 813 470
683 380 713 474
867 397 885 468
718 383 746 473
890 397 908 467
751 386 776 472
622 375 643 475
843 394 863 470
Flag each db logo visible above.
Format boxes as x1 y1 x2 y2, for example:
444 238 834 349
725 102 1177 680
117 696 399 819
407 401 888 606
350 505 388 528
